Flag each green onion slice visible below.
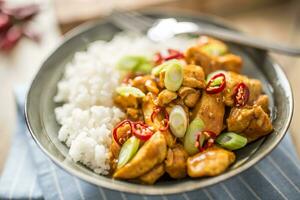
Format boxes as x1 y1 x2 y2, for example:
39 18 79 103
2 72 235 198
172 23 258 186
184 118 205 155
117 136 140 169
117 55 152 73
116 86 145 98
216 132 247 150
164 59 183 92
206 70 227 83
169 105 188 138
201 43 228 56
151 61 169 76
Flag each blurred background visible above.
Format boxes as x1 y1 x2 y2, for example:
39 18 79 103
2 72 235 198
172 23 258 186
0 0 299 172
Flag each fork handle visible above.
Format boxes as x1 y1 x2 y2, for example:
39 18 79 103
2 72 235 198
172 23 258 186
198 27 300 56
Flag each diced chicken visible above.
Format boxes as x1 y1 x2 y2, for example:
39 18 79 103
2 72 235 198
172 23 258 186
192 92 225 135
145 79 159 94
142 93 176 147
227 105 273 142
139 164 165 184
165 144 188 179
114 94 138 109
157 89 177 106
185 37 242 74
223 72 262 106
113 132 167 179
187 146 235 177
126 108 140 120
254 95 270 113
182 64 206 89
217 54 242 74
131 75 152 93
178 87 201 108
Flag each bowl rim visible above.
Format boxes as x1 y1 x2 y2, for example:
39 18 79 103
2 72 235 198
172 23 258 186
25 10 294 195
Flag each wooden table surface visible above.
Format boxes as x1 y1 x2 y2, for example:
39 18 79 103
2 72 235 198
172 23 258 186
1 0 299 172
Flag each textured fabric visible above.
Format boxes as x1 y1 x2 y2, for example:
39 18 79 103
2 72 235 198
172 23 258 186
0 88 300 200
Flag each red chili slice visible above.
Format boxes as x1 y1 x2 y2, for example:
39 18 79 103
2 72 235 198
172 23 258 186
153 52 163 65
233 82 250 107
165 48 184 61
112 119 133 145
153 48 184 65
151 106 169 131
205 73 226 94
195 131 217 152
132 122 154 141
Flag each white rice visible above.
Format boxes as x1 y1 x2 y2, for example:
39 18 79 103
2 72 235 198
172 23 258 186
54 33 195 174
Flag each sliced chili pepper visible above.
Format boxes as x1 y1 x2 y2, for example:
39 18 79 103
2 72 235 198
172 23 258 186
153 52 163 65
112 119 133 145
153 48 184 65
132 121 154 141
151 106 169 131
165 48 184 61
233 82 250 107
195 131 217 152
205 73 226 94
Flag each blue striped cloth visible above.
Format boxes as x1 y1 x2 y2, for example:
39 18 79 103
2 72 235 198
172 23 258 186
0 88 300 200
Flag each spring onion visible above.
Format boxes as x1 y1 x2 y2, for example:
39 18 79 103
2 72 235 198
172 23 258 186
201 43 228 56
184 118 205 155
116 86 145 98
117 55 152 73
216 132 247 150
117 136 140 169
169 105 188 138
206 70 227 83
164 59 183 91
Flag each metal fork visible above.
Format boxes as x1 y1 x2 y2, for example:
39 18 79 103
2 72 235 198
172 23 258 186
110 11 300 56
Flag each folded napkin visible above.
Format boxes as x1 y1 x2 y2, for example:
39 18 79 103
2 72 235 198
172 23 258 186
0 87 300 200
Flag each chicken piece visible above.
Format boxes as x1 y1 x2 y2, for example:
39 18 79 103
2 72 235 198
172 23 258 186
126 108 140 120
227 105 273 142
223 72 262 106
113 132 167 179
158 71 165 89
145 79 159 94
114 94 138 109
142 93 177 147
185 36 242 74
131 75 152 93
192 92 225 135
178 87 201 108
165 144 188 179
187 146 235 177
254 95 270 114
218 54 242 73
157 89 177 106
139 164 165 184
182 64 206 89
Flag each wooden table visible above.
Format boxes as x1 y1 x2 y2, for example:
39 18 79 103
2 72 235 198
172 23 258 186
1 0 299 172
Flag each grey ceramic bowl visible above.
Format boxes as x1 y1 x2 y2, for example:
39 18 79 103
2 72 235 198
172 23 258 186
25 10 293 195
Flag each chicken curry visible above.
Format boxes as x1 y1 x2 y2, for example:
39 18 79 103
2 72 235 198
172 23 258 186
109 36 273 184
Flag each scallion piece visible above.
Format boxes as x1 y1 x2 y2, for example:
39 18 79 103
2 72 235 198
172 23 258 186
169 105 188 138
117 55 152 73
201 43 228 56
206 70 226 83
184 118 205 155
116 86 145 98
164 59 183 92
117 136 140 169
151 61 168 76
216 132 247 150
